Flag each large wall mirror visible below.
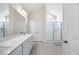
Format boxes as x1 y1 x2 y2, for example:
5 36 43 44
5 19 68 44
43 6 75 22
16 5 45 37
0 4 9 38
0 3 28 42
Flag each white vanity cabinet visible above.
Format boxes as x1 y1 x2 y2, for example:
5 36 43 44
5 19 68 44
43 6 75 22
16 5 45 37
9 45 23 55
23 36 33 55
8 34 33 55
23 39 30 55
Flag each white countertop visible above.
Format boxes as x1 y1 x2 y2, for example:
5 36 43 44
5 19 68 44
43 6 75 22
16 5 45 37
0 34 32 55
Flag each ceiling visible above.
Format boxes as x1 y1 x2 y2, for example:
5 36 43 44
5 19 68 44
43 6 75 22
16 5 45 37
47 3 63 20
10 3 63 19
21 3 45 14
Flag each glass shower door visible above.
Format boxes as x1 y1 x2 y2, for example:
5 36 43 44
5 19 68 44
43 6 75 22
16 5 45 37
47 14 62 41
47 14 55 41
53 21 62 41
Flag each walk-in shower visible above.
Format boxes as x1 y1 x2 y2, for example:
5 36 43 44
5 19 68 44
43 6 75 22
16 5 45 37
47 14 62 41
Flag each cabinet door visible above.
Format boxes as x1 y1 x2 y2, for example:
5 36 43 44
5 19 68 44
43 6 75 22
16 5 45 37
23 37 33 55
23 39 29 55
9 45 22 55
28 37 33 51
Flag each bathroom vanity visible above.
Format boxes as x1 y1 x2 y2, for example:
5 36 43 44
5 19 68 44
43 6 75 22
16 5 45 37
0 4 33 55
0 34 33 55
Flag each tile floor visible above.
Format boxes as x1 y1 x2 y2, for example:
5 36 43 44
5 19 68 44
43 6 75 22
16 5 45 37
30 41 77 55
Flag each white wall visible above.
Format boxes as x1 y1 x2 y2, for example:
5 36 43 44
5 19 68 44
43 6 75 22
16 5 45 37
63 3 79 54
46 3 63 20
29 7 47 41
